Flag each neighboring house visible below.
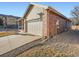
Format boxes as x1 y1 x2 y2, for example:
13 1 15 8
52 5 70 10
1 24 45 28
71 25 79 30
0 14 20 29
18 3 71 38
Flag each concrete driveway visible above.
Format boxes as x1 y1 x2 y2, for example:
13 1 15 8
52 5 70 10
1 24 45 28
0 34 41 55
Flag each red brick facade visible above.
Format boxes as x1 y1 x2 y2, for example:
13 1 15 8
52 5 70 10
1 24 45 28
43 9 71 38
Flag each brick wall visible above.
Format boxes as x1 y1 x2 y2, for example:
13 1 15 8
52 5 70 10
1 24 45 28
42 10 48 38
46 10 67 37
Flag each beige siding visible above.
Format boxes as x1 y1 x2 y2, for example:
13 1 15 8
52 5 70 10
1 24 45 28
26 5 44 21
25 5 44 36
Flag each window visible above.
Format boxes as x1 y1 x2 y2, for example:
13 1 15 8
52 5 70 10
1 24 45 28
56 20 60 28
56 20 59 25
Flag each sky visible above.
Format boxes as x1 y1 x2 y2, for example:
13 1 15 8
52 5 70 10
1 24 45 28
0 2 79 18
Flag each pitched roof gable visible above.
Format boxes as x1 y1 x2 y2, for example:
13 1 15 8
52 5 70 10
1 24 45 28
22 3 71 22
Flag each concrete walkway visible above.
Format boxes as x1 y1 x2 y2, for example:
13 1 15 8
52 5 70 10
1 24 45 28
0 34 41 55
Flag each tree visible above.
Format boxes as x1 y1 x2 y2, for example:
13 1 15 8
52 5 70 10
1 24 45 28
0 18 3 25
71 6 79 25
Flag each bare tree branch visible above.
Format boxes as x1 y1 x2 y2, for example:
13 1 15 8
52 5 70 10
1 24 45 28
71 6 79 25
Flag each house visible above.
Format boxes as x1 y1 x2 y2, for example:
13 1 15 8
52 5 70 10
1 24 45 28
0 14 20 29
18 3 71 38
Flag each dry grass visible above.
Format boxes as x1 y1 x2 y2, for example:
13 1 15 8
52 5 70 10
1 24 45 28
18 44 75 57
0 31 16 37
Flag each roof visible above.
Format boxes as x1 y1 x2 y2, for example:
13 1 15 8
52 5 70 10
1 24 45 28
17 18 24 21
22 3 71 22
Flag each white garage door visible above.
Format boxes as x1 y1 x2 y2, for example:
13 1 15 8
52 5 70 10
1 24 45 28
27 21 43 36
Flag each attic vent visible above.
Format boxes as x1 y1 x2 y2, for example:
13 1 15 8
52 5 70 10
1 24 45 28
37 12 44 21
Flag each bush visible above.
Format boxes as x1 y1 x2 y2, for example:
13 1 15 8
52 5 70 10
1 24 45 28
0 25 3 28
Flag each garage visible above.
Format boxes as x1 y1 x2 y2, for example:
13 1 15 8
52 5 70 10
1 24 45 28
27 20 43 36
